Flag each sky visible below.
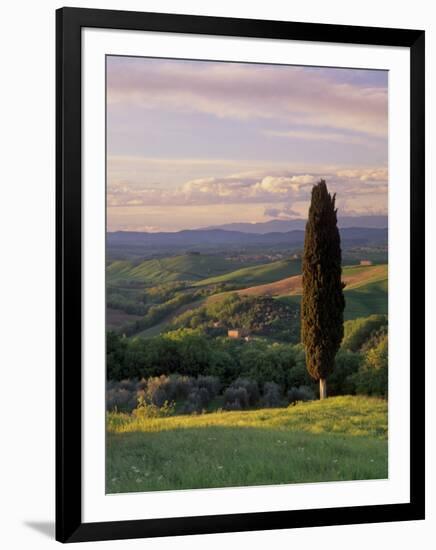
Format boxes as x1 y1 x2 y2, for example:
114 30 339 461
106 56 388 233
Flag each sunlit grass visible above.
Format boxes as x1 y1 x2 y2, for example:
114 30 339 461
107 396 387 438
107 396 388 493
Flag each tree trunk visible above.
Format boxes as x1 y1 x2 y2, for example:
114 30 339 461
319 378 327 400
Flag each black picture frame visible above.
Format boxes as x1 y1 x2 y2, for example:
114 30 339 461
56 7 425 543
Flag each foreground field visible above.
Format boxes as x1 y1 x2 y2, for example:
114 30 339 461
106 396 387 493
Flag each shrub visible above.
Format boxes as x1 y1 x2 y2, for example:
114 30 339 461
260 382 283 408
182 387 211 414
287 386 315 405
342 315 388 352
287 362 313 388
223 387 249 410
106 331 128 380
352 335 388 397
207 349 239 385
117 378 137 392
145 374 195 406
327 350 362 395
106 387 137 412
196 375 221 399
240 344 296 388
166 374 195 401
163 329 213 377
145 375 171 407
360 325 388 353
229 378 259 406
136 377 148 391
132 395 175 418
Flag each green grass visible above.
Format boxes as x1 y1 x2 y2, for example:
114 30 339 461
193 258 302 287
106 396 387 493
341 264 388 290
343 279 388 319
107 254 248 285
280 268 387 321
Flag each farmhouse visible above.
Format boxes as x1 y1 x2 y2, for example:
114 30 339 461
227 328 249 339
359 260 373 266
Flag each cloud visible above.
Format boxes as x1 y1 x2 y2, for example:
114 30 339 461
107 166 387 214
264 206 301 219
110 224 163 232
336 168 388 181
107 58 388 139
264 129 379 147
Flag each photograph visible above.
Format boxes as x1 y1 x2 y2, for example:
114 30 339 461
105 56 389 495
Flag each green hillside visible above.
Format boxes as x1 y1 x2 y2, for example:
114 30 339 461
193 258 302 287
341 264 388 290
107 254 249 285
343 279 388 319
282 276 387 321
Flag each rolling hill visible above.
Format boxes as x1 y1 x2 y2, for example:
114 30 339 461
341 279 388 319
205 264 388 321
193 258 302 287
280 278 388 321
107 254 252 285
226 264 388 298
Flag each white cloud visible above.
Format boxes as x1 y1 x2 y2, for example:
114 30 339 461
107 166 387 214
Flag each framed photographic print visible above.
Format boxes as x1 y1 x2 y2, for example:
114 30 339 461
56 7 425 543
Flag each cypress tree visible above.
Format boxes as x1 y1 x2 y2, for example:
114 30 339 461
301 180 345 399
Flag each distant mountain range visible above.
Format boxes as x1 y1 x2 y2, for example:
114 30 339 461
107 226 388 249
203 215 388 234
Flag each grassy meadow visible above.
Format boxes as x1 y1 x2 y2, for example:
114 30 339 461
107 396 387 493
